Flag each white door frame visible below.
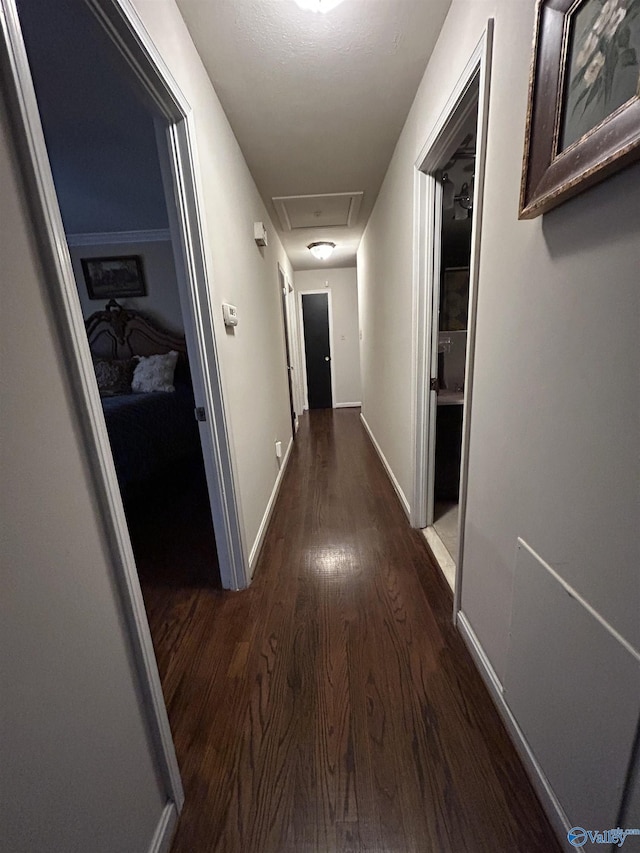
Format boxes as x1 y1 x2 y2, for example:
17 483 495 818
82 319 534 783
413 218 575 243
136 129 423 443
298 289 336 410
1 0 247 817
88 0 248 591
277 262 298 433
286 274 304 420
411 21 493 615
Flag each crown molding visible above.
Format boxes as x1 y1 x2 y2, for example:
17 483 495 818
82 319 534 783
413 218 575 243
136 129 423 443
66 228 171 247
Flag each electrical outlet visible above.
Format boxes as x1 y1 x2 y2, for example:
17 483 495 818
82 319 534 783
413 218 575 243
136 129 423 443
275 440 282 459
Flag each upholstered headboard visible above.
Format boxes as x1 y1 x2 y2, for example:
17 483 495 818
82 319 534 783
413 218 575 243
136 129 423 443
85 299 187 362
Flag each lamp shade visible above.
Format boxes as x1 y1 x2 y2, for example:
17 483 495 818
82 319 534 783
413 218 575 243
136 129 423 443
308 241 336 261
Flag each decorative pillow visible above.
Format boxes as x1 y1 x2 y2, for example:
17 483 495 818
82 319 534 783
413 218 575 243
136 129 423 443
93 358 135 397
131 351 179 393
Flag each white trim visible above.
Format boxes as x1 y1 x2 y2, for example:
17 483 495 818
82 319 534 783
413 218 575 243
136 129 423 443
167 115 248 590
454 23 494 618
147 802 178 853
85 0 248 592
287 275 304 417
360 413 411 519
66 229 171 247
411 22 494 615
249 436 294 575
422 527 456 592
456 612 578 851
277 262 297 436
426 182 442 529
410 153 433 528
298 288 336 410
517 539 640 662
86 0 190 116
335 401 361 408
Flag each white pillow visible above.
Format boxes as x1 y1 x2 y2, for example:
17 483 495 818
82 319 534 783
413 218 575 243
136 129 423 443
131 351 179 393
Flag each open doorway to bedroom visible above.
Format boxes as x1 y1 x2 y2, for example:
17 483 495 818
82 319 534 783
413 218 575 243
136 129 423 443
5 0 248 814
17 0 220 625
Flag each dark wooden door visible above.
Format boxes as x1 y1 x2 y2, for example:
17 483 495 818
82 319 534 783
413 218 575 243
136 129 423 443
302 293 332 409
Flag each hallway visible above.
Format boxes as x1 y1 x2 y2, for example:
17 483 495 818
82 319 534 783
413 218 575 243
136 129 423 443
152 409 560 852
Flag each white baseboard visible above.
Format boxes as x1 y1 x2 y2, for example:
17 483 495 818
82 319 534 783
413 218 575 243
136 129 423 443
359 413 411 519
456 612 576 851
249 436 294 576
148 801 178 853
335 401 362 408
422 527 456 592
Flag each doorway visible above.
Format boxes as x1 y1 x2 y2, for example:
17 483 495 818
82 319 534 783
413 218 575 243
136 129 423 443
18 0 222 602
432 126 476 567
2 0 247 823
300 290 334 410
411 23 493 603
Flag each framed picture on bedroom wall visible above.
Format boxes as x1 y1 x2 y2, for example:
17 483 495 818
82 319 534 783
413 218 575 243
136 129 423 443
81 255 147 300
520 0 640 219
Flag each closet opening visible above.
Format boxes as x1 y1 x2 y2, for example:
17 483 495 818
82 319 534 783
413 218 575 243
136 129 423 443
411 24 493 606
432 126 475 571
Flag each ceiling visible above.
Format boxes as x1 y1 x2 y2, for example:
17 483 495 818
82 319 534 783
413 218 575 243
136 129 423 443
174 0 452 270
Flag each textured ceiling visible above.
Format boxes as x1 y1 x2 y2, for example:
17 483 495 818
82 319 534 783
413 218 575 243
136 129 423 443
175 0 452 269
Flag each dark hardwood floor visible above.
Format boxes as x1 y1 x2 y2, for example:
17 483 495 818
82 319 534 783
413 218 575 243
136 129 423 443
141 408 561 853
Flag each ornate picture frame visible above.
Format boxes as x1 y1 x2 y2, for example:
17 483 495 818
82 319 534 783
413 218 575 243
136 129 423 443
520 0 640 219
81 255 147 300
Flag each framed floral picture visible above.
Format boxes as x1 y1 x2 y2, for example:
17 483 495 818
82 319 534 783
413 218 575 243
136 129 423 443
520 0 640 218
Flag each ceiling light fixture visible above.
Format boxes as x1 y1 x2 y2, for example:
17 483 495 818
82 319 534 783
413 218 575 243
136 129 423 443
294 0 345 13
308 241 336 261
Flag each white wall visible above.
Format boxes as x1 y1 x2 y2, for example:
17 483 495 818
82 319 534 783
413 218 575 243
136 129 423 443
357 0 640 836
0 95 165 853
69 238 185 333
295 267 362 407
131 0 295 562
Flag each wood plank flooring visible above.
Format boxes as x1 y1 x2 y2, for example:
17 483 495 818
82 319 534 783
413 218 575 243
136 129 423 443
141 408 561 853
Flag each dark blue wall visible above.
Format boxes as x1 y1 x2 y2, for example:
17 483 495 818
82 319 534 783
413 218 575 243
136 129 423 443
18 0 168 233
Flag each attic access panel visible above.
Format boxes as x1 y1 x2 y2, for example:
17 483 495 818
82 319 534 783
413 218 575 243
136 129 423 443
272 192 363 231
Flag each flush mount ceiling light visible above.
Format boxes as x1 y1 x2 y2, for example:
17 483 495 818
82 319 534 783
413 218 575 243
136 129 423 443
294 0 345 13
308 241 336 261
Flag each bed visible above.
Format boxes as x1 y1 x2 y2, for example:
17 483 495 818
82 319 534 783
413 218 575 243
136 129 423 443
85 299 200 493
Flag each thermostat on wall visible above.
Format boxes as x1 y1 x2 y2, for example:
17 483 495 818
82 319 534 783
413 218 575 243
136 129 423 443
222 303 238 327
